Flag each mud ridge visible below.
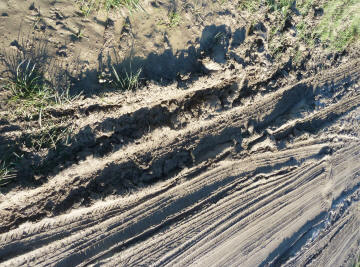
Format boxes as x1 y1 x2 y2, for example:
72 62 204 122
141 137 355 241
0 60 360 266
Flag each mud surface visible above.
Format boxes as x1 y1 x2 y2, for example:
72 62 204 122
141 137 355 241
1 0 360 266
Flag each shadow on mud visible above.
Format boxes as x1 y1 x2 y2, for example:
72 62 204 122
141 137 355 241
0 23 248 190
0 124 42 193
74 24 237 96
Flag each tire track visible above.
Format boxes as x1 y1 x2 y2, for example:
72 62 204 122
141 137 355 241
0 61 360 266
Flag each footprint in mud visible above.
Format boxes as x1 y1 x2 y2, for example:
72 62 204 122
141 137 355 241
199 24 231 63
56 45 68 57
9 40 21 50
231 27 246 48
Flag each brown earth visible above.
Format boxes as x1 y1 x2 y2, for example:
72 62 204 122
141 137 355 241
0 0 360 266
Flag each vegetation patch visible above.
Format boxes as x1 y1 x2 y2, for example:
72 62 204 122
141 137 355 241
296 0 313 16
4 59 52 108
76 0 142 16
266 0 294 13
22 123 73 151
238 0 261 12
315 0 360 51
168 11 182 28
1 44 79 121
111 65 142 91
0 161 15 186
239 0 360 53
0 142 21 187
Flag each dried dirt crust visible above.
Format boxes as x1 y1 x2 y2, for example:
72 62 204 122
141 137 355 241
0 60 360 266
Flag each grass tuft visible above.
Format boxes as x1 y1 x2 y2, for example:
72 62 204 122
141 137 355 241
297 0 313 16
1 36 79 116
77 0 142 16
3 58 76 113
104 0 142 11
0 161 15 187
5 59 51 104
266 0 294 12
111 65 142 91
238 0 261 12
168 12 182 28
23 123 73 151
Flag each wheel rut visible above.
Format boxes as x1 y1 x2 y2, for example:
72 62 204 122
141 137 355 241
1 60 360 266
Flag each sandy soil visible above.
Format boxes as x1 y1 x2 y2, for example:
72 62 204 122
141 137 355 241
0 0 360 266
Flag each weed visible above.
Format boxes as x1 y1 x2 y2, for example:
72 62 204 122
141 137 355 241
0 145 20 187
217 0 228 4
78 0 99 16
214 31 226 46
240 0 294 27
3 58 75 114
23 123 73 151
1 35 78 115
5 60 46 99
0 161 15 186
76 0 142 15
0 35 48 77
292 46 303 65
2 59 57 115
32 15 42 30
297 0 313 16
266 0 359 52
104 0 142 11
268 32 287 59
184 1 204 22
296 20 313 45
168 12 181 28
266 0 294 13
238 0 261 12
1 36 47 100
72 27 86 40
156 12 181 29
111 65 142 91
53 86 81 105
